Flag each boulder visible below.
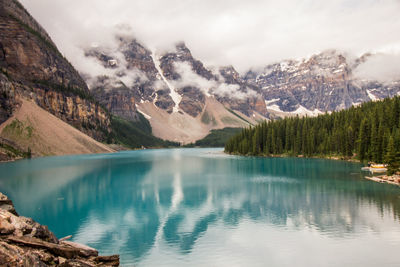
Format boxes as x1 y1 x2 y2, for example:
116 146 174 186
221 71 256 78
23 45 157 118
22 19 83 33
0 192 120 266
0 192 18 216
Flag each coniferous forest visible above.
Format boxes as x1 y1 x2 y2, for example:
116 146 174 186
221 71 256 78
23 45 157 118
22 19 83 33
225 96 400 174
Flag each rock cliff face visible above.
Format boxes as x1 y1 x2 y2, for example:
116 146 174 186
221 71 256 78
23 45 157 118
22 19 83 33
0 192 120 266
85 40 262 121
85 37 174 119
216 65 265 117
83 40 263 143
0 0 110 140
243 50 400 113
158 42 215 116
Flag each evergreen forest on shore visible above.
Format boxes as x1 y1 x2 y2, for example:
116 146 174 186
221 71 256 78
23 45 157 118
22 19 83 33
225 96 400 175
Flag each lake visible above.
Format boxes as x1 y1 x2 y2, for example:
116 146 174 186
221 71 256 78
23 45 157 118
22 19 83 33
0 148 400 266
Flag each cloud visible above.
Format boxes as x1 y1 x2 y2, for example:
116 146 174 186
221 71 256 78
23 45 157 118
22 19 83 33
172 61 256 99
212 83 250 100
171 62 215 94
20 0 400 76
353 53 400 83
79 41 149 89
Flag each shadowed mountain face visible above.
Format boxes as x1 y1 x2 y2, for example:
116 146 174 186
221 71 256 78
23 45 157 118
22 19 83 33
86 38 174 120
0 0 111 141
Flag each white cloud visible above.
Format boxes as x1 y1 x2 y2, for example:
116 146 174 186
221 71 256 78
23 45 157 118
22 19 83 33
20 0 400 76
172 61 256 99
79 41 149 89
171 62 215 94
212 83 242 98
353 53 400 83
152 79 167 91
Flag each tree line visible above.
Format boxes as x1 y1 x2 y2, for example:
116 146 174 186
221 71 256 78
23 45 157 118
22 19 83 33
225 96 400 175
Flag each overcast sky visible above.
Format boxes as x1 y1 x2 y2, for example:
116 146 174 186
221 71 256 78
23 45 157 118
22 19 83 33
21 0 400 73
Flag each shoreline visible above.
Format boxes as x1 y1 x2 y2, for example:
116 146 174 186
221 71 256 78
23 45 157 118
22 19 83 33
224 151 400 186
224 151 361 163
3 148 399 187
365 175 400 186
0 146 220 163
0 192 120 266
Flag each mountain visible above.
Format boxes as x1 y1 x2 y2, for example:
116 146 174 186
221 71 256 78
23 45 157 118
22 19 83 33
243 50 400 114
84 39 258 143
0 0 111 139
3 0 399 151
0 0 174 159
81 35 400 143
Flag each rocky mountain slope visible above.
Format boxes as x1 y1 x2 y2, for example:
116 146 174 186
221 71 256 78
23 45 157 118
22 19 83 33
0 99 114 160
0 0 177 157
85 38 258 143
244 50 400 114
0 192 120 266
0 0 120 158
0 0 111 141
82 35 400 143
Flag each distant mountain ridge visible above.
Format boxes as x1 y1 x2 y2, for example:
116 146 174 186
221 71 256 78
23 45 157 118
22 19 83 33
243 50 400 113
82 36 400 143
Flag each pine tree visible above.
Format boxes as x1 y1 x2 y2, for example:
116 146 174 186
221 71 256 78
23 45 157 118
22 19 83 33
357 119 369 161
225 96 400 165
385 135 399 176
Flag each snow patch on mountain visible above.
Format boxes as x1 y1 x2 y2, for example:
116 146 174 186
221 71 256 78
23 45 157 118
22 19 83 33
171 61 213 96
293 106 323 116
266 104 284 113
265 98 280 105
266 103 322 117
367 89 378 101
136 107 152 120
152 52 182 112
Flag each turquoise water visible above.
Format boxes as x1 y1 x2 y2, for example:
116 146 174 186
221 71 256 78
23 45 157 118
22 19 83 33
1 148 400 266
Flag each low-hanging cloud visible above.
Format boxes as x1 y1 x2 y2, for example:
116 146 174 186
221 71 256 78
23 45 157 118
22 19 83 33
172 61 257 100
353 53 400 83
81 42 149 89
20 0 400 77
171 62 215 94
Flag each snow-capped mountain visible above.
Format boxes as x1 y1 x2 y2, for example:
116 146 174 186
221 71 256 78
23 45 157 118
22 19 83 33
244 50 400 114
81 36 400 143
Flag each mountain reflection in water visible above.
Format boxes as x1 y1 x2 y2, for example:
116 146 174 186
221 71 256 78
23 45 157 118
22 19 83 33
0 148 399 266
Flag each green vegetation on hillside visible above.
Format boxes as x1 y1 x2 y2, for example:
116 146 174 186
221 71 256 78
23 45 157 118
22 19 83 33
190 127 243 147
225 108 252 125
107 114 179 149
201 111 217 126
2 119 34 139
33 80 95 103
225 96 400 173
0 141 31 159
9 13 63 60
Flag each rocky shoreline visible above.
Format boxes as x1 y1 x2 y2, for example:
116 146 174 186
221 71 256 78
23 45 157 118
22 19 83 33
365 175 400 186
0 192 119 266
